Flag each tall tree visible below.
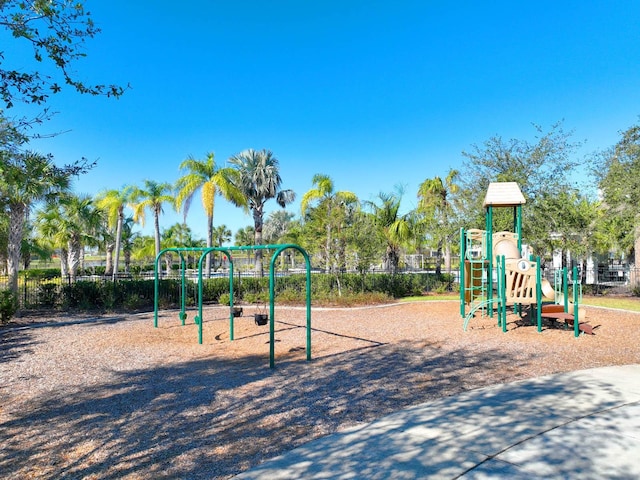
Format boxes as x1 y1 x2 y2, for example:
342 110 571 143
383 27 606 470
211 224 231 270
228 149 295 276
60 194 103 281
365 189 414 273
36 193 104 282
120 216 138 274
175 152 246 276
460 122 582 241
130 180 174 276
95 186 134 280
347 211 384 276
131 235 156 265
234 225 255 267
417 169 460 274
0 150 72 292
262 210 296 244
301 174 359 273
534 188 600 271
596 123 640 277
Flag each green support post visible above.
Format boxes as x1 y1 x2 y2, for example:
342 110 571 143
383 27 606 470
499 255 507 333
196 247 234 344
154 247 188 328
573 266 580 338
485 208 494 318
180 254 187 325
536 257 542 332
268 244 312 368
459 228 466 318
563 267 569 313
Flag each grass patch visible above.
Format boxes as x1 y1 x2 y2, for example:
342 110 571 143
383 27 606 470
399 294 640 312
400 294 459 302
581 295 640 312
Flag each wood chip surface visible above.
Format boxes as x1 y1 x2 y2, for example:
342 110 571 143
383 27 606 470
1 302 639 479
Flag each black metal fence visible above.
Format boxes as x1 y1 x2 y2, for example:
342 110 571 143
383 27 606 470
1 266 638 310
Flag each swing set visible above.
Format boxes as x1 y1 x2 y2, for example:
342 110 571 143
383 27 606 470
153 243 312 368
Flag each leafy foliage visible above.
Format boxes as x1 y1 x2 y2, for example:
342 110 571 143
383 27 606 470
1 0 126 109
300 174 359 274
175 153 246 275
460 122 583 239
0 289 18 324
417 169 461 274
596 123 640 267
365 189 414 273
228 149 296 275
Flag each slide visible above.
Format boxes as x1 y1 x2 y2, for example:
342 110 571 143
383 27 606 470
541 278 556 302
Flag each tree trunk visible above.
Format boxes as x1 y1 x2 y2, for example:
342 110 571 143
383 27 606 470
104 242 114 276
67 237 82 283
59 248 69 281
7 202 26 294
124 248 132 273
632 232 640 286
205 213 213 278
444 242 452 275
164 254 173 276
325 222 332 273
253 207 264 277
338 235 347 273
435 241 443 276
385 245 399 274
112 209 123 281
154 207 162 277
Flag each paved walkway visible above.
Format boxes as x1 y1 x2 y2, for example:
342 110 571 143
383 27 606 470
235 364 640 479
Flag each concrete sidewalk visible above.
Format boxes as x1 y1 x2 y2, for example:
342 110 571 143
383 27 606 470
235 364 640 479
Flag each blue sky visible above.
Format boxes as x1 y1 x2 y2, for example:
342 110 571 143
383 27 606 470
10 1 640 240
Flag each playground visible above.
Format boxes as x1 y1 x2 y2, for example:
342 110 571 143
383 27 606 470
1 300 639 479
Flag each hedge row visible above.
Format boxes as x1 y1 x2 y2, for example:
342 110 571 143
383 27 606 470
14 272 455 313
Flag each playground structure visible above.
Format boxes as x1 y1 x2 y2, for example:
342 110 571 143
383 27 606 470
460 182 591 337
153 244 312 368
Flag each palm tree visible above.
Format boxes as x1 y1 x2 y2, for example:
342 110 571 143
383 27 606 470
0 150 71 292
175 152 246 276
95 185 134 280
417 169 460 274
234 225 255 267
366 189 414 273
301 173 359 273
162 222 203 270
36 194 104 282
120 216 138 274
131 235 156 265
130 180 174 276
63 194 104 280
211 224 231 270
262 210 296 244
228 148 296 276
35 203 69 277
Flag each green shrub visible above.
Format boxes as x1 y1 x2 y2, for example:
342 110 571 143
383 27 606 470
21 268 61 279
0 290 18 324
218 292 231 305
242 291 269 304
277 287 303 304
61 281 105 310
123 293 145 310
37 282 60 307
